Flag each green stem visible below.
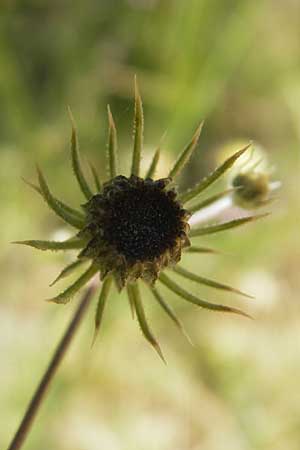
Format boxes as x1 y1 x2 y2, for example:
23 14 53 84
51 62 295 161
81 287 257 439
6 284 96 450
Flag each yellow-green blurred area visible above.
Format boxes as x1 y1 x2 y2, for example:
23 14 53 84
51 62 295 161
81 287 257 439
1 1 300 449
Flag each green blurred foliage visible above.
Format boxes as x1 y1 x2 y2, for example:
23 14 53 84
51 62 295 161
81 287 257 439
1 1 300 450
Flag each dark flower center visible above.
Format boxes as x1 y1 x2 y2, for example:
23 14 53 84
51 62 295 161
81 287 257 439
105 185 182 262
85 176 186 264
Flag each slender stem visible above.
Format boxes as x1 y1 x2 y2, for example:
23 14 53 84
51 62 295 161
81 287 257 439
6 283 97 450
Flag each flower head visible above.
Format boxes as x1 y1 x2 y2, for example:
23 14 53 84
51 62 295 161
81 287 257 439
16 79 265 360
230 146 280 210
79 175 190 288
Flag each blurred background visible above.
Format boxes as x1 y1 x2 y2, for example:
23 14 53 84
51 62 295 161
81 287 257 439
1 1 299 449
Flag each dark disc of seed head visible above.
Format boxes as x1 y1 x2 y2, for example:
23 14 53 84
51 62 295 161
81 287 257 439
88 177 184 263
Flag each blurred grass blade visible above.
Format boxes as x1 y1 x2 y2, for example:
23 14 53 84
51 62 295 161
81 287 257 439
92 275 112 345
36 167 85 229
168 122 204 179
180 144 251 203
13 238 85 251
185 246 220 254
50 259 86 286
189 188 235 213
47 264 98 304
145 145 161 179
173 266 253 299
68 106 93 200
149 285 193 345
23 177 85 223
88 162 102 193
131 76 144 177
127 283 166 363
159 273 251 319
190 213 268 237
107 105 118 178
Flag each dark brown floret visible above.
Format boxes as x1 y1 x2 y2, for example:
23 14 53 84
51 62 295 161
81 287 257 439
79 175 190 287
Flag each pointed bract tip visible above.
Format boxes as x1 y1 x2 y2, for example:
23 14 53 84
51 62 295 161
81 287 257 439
235 289 255 300
45 295 71 305
91 327 99 348
153 341 167 364
236 142 252 158
36 165 47 186
21 177 40 193
67 104 74 120
229 307 254 320
49 272 64 287
134 75 142 104
67 105 77 132
11 240 41 249
107 104 116 128
181 327 195 347
36 165 47 187
192 121 204 145
35 163 42 176
197 120 205 134
249 212 271 222
159 130 168 144
45 297 61 304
